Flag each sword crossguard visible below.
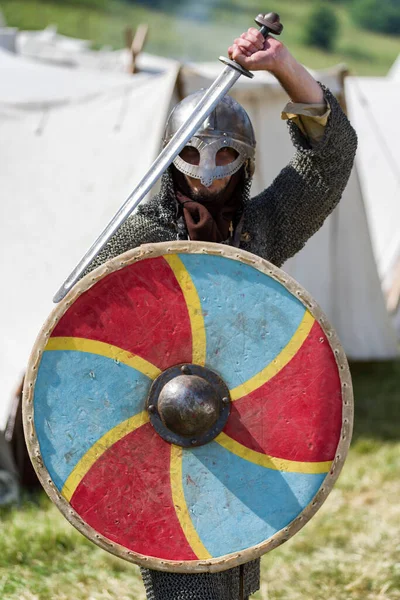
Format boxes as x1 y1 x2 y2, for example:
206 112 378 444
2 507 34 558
219 11 283 79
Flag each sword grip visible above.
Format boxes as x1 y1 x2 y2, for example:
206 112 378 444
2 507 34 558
219 12 283 78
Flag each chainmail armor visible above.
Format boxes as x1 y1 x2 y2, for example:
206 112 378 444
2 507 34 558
86 85 357 600
140 561 260 600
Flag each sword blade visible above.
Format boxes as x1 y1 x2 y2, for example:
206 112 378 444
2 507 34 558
53 66 241 303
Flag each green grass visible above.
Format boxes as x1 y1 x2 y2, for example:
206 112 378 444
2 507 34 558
1 360 400 599
1 0 399 74
0 493 145 600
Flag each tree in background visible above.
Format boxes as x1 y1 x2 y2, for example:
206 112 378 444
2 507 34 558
304 4 340 51
351 0 400 35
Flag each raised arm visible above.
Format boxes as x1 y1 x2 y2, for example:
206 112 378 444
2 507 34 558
229 28 325 104
229 29 358 267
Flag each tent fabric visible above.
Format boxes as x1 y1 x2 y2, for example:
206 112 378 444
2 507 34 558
345 76 400 290
0 46 169 108
0 27 17 53
16 25 91 68
181 62 398 359
0 49 179 429
18 25 90 55
17 27 177 75
388 54 400 80
284 170 399 359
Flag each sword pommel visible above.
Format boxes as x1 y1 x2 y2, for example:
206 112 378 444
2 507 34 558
255 12 283 36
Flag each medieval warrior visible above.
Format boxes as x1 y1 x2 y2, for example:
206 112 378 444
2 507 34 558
86 27 357 600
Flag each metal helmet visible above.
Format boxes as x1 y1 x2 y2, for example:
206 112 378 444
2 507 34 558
163 91 256 187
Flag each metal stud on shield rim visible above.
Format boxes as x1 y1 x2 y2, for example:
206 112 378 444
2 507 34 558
23 241 353 573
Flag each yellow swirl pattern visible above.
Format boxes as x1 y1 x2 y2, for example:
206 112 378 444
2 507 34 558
229 311 315 401
164 255 206 366
170 445 211 559
45 337 161 380
215 432 332 474
62 411 149 502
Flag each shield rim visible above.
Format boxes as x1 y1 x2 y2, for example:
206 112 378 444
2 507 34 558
23 241 353 573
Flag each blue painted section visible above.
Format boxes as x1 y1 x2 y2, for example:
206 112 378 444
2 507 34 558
34 350 151 492
182 442 326 557
178 254 306 390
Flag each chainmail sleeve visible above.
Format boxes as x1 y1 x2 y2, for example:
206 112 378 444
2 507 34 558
241 85 358 267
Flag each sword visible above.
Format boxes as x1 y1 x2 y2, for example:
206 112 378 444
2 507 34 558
53 12 283 303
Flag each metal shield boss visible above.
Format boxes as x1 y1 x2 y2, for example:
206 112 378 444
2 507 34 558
24 242 353 573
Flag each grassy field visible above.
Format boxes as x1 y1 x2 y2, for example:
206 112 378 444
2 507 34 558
1 0 399 74
1 360 400 599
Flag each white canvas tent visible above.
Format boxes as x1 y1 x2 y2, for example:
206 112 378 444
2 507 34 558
361 63 400 336
0 27 17 53
16 25 174 75
0 47 180 434
17 25 90 59
181 61 398 359
345 76 400 291
388 54 400 80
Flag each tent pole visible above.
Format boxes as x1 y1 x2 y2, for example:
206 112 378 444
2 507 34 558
125 24 149 75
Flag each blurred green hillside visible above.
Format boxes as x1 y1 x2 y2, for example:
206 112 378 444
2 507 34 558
1 1 399 73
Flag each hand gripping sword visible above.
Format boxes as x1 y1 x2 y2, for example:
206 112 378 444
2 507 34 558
53 12 283 303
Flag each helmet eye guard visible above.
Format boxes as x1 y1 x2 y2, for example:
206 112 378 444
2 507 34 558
163 91 256 188
179 145 239 167
174 136 252 188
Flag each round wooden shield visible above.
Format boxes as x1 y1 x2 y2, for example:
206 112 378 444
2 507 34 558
23 242 353 573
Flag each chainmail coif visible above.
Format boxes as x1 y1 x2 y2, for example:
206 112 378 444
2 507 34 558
86 85 357 600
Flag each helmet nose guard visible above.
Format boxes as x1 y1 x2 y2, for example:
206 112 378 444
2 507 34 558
163 91 256 186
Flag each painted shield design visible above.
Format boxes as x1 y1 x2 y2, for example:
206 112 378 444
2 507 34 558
24 242 353 572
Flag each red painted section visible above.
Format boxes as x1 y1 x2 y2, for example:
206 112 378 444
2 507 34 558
223 321 342 462
70 422 198 560
52 257 192 371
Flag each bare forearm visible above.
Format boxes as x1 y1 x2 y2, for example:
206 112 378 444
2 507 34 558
229 29 325 104
270 52 325 104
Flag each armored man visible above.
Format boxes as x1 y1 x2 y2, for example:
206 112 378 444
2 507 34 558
87 26 357 600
